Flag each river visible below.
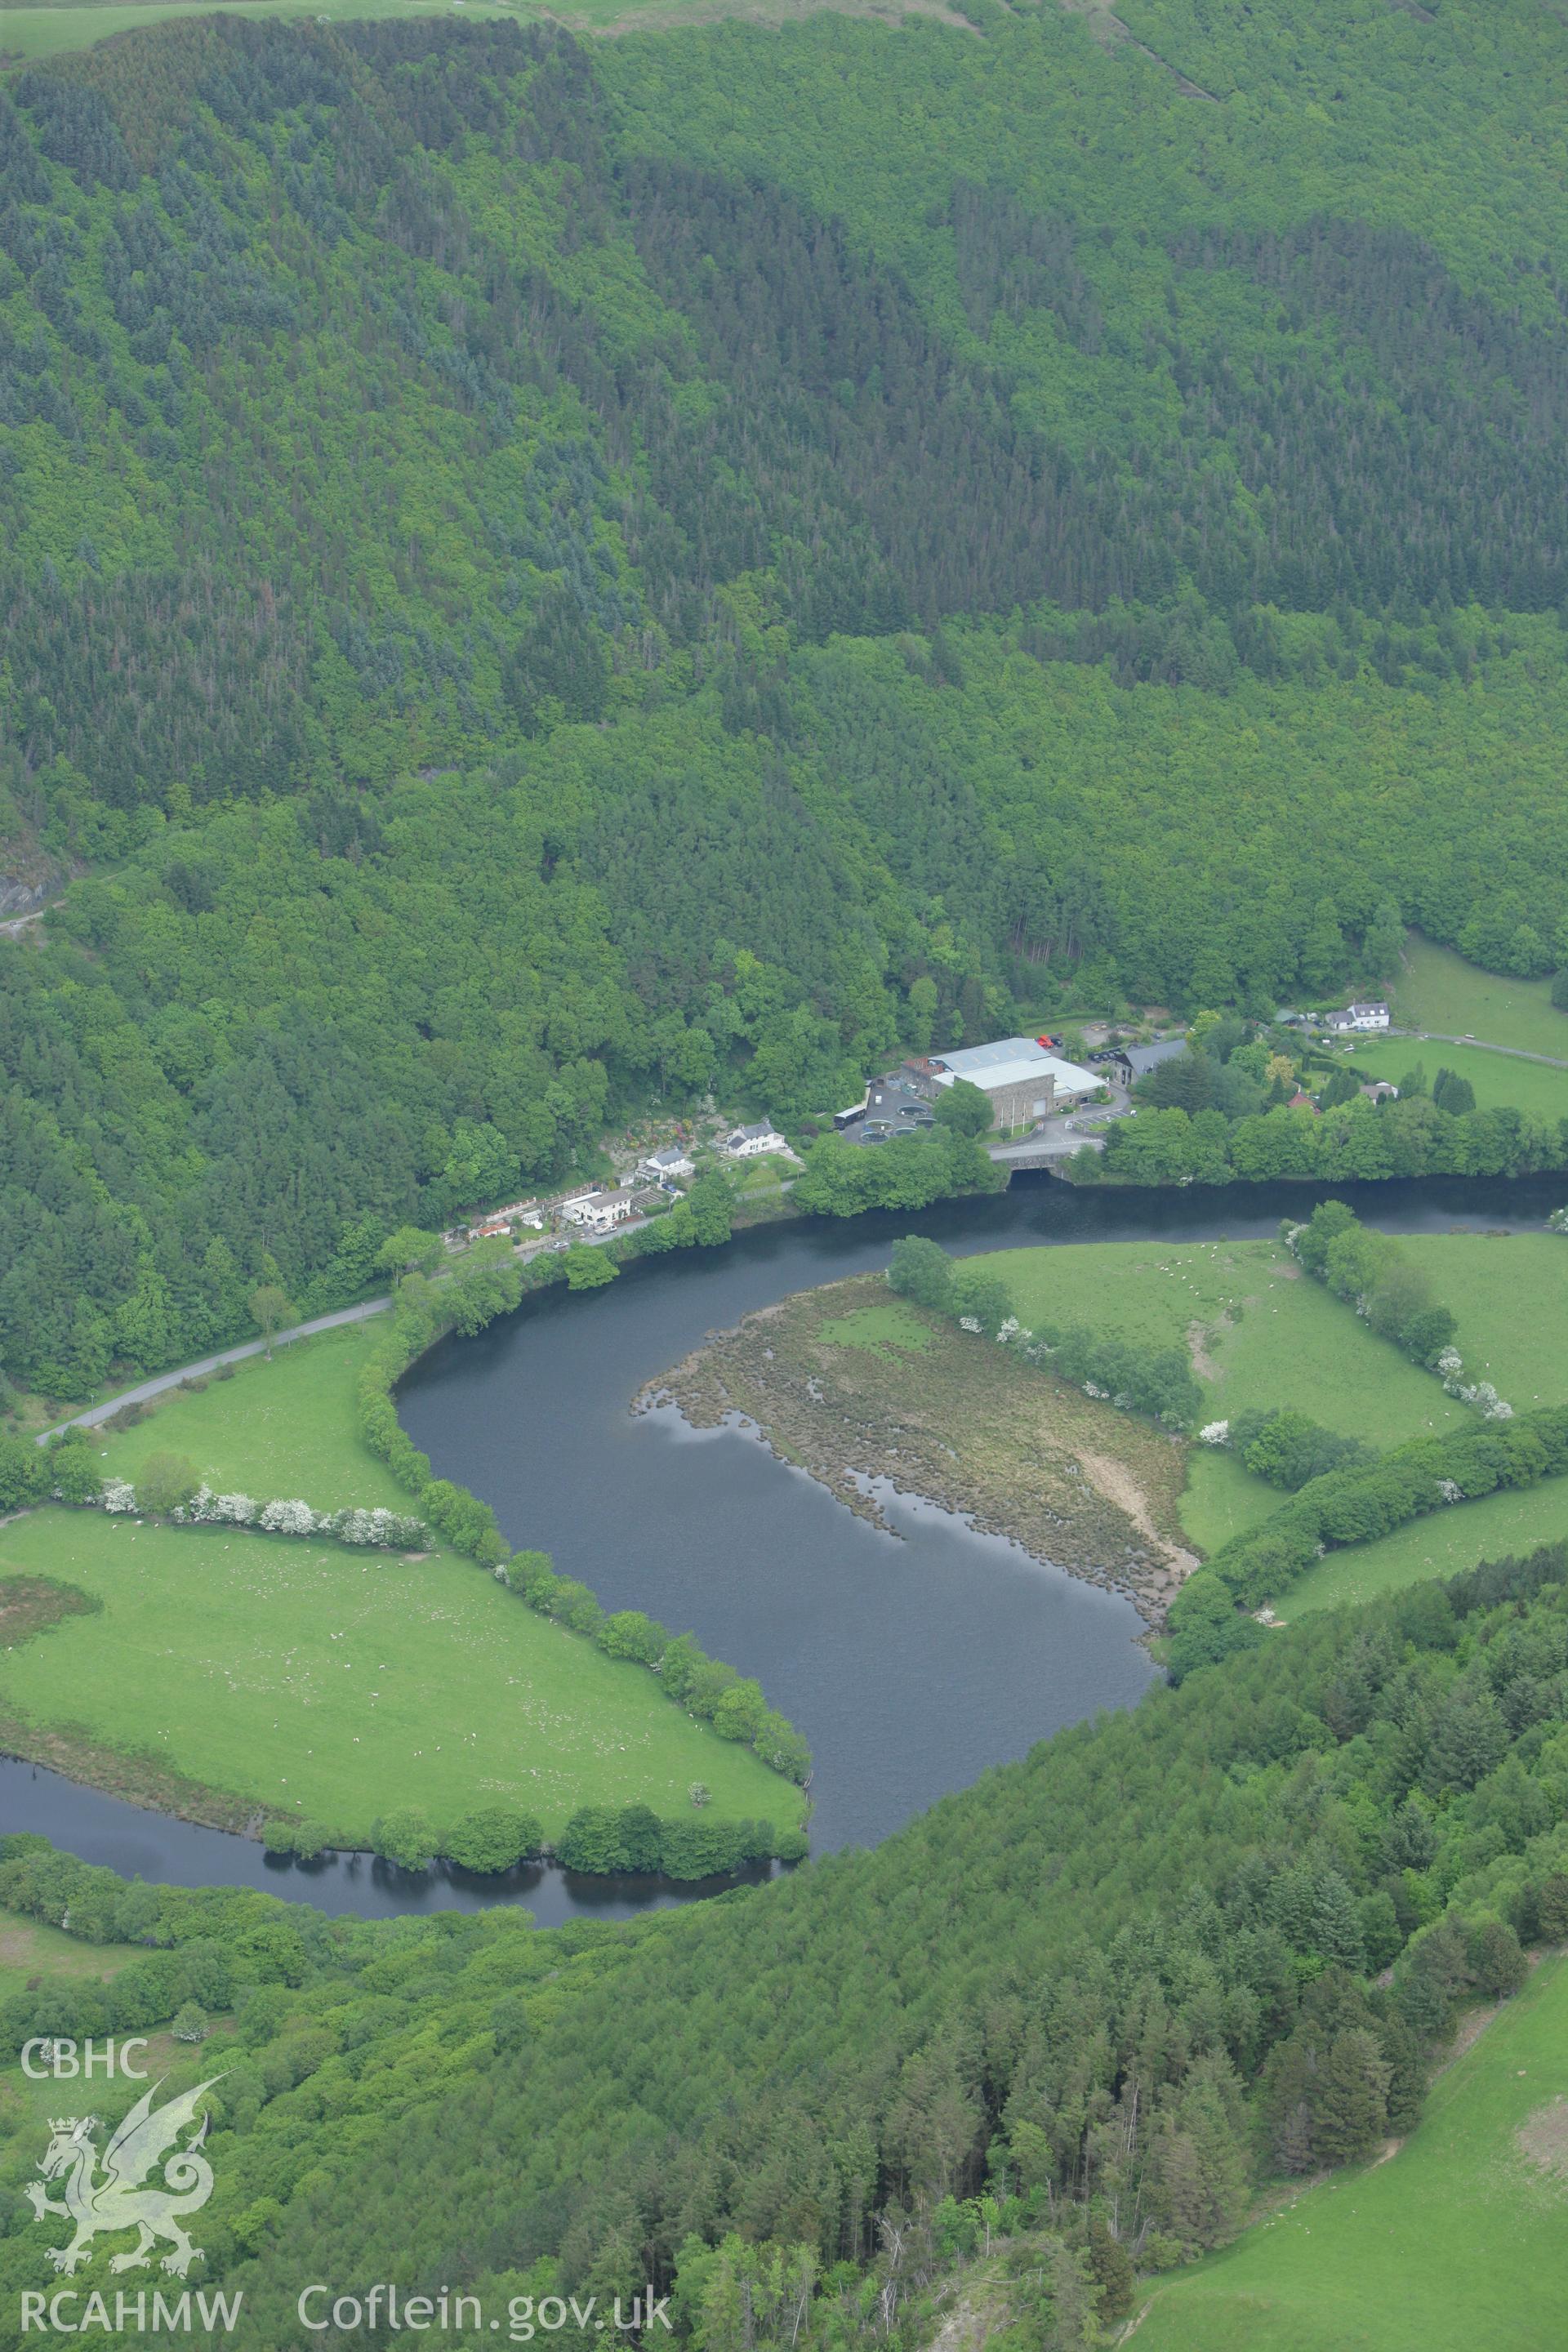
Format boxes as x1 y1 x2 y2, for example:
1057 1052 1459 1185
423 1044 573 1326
7 1174 1559 1919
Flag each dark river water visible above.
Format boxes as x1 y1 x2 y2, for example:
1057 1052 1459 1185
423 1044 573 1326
7 1173 1558 1919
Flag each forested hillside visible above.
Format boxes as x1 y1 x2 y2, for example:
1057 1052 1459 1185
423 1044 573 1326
5 1541 1568 2341
5 0 1568 1391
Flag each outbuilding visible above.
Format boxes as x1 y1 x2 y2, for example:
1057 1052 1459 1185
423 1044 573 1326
1108 1039 1190 1089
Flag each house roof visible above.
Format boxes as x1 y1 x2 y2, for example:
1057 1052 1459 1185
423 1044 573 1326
933 1053 1098 1098
728 1121 780 1143
641 1146 692 1167
929 1036 1053 1079
1118 1040 1189 1077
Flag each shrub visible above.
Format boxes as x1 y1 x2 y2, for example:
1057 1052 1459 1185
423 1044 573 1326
555 1806 630 1874
1230 1408 1373 1490
262 1817 330 1861
597 1610 669 1665
372 1808 437 1869
258 1498 320 1536
48 1440 103 1506
565 1245 619 1290
888 1233 956 1313
444 1806 541 1873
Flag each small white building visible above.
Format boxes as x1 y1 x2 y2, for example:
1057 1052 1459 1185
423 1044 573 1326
563 1185 640 1234
469 1197 541 1241
1325 1001 1391 1032
637 1145 695 1183
723 1121 786 1160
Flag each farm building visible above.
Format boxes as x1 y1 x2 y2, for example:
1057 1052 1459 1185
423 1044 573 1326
1324 1002 1392 1032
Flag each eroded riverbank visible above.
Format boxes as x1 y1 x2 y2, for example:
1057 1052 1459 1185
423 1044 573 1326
639 1272 1197 1624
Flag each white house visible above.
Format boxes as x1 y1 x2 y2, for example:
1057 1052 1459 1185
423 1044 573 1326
555 1187 605 1227
564 1185 640 1234
1324 1002 1391 1033
723 1121 787 1159
637 1145 695 1183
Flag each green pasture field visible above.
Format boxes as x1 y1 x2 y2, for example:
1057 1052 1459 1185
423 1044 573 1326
1273 1232 1568 1614
0 1903 131 2001
86 1322 406 1515
1132 1951 1568 2352
987 1237 1465 1554
1281 1479 1568 1619
1402 1232 1568 1413
0 1508 793 1844
1391 934 1568 1059
1337 1035 1568 1119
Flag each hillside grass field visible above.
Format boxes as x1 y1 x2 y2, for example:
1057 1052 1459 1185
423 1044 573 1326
0 0 929 65
1403 1234 1568 1414
1281 1479 1568 1619
0 1508 791 1843
1131 1950 1568 2352
1339 1036 1568 1120
1391 937 1568 1060
0 0 520 67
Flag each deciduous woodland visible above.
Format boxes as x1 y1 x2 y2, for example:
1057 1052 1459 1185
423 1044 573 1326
4 5 1568 1391
5 2 1568 2341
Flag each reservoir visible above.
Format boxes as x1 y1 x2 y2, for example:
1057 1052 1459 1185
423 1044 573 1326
8 1174 1561 1915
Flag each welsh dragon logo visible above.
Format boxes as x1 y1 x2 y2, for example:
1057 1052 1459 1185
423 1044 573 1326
24 2077 224 2278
